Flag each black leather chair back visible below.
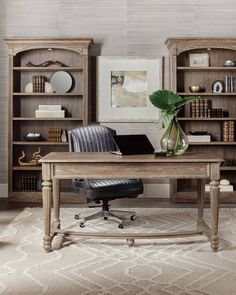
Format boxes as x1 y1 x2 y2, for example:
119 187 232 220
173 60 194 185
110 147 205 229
68 125 118 153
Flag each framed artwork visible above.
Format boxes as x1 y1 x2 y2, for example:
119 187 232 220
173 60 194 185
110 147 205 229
189 53 209 67
97 56 163 122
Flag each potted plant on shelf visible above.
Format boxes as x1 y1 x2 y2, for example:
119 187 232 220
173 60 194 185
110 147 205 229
149 90 199 156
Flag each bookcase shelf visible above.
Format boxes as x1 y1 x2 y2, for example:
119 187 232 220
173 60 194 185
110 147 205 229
177 66 236 71
178 92 236 96
13 166 42 171
13 93 83 96
13 117 83 121
178 117 236 121
166 37 236 203
221 166 236 171
13 141 69 145
13 67 83 72
189 141 236 145
6 37 93 203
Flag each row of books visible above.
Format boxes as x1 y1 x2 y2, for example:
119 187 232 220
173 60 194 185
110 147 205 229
225 76 236 93
35 104 65 118
222 121 235 142
190 99 223 118
20 176 37 192
32 75 45 93
48 128 63 142
221 159 236 166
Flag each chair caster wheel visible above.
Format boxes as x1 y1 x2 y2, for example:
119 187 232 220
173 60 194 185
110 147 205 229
104 217 108 220
118 224 124 229
126 238 135 247
79 222 85 228
74 214 80 220
130 215 136 221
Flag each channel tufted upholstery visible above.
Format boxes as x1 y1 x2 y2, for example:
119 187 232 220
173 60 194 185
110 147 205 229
68 125 143 228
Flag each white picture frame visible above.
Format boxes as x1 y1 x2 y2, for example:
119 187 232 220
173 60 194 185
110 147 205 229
97 56 162 122
189 53 209 67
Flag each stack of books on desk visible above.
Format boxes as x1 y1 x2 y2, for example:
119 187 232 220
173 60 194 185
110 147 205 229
35 105 65 118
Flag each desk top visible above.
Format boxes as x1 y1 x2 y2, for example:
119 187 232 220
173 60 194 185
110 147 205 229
40 152 223 164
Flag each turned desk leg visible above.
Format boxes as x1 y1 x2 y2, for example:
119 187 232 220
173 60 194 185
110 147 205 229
53 178 61 229
210 180 220 251
197 179 205 222
42 176 52 253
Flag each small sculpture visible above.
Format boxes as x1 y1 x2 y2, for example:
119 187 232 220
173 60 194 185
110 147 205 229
25 60 67 67
61 130 67 142
18 147 42 166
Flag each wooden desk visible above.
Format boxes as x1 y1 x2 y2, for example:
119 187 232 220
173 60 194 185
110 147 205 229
40 152 222 252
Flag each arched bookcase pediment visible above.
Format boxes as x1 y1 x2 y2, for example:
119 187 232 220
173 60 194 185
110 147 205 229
166 38 236 56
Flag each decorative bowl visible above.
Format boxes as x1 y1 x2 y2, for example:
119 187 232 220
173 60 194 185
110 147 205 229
24 134 42 141
189 86 205 93
224 60 235 67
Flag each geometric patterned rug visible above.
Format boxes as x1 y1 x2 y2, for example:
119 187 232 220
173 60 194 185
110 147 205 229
0 207 236 295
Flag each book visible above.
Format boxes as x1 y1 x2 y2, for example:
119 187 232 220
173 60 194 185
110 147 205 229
187 135 211 143
48 128 62 142
222 120 235 142
38 105 62 111
32 75 45 93
35 110 65 118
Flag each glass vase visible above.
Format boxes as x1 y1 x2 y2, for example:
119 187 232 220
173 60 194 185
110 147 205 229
160 116 189 156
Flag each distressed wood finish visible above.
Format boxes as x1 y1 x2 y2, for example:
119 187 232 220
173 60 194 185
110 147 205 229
166 38 236 203
5 38 93 203
40 152 222 252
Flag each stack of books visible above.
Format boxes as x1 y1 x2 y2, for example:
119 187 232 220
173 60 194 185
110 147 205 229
20 176 37 192
35 105 65 118
190 99 223 118
222 121 235 142
191 99 209 117
225 76 236 93
48 128 62 142
187 134 211 143
207 108 223 118
32 75 45 92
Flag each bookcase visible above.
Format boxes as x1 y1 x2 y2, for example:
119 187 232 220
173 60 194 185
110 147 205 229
5 38 93 203
166 37 236 203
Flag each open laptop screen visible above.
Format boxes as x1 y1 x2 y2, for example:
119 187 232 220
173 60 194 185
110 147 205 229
113 134 155 155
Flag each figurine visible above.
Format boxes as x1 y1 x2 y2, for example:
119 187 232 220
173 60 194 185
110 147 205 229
61 130 67 142
18 147 42 166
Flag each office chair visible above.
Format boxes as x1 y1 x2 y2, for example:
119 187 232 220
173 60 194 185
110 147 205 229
68 125 143 228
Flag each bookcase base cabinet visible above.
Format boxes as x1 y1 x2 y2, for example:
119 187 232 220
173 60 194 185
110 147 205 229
166 37 236 203
6 38 93 203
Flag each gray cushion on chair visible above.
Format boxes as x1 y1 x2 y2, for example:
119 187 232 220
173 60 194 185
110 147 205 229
68 125 143 200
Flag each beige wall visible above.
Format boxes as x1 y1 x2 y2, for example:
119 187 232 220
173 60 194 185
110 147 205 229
1 0 236 197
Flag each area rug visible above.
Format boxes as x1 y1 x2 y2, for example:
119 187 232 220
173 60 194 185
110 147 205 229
1 208 236 295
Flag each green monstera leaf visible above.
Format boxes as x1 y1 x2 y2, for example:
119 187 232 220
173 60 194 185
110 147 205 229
149 90 182 113
149 90 199 130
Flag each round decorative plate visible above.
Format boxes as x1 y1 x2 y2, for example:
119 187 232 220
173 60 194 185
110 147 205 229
50 71 73 93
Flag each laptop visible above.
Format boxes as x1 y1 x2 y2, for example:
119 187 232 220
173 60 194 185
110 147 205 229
112 134 155 155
